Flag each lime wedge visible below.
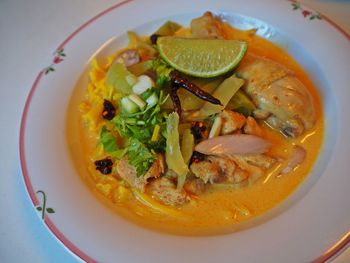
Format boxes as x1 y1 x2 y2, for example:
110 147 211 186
157 37 247 78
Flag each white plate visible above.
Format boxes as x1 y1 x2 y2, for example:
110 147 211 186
19 0 350 262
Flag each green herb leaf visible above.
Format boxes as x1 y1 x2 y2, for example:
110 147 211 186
112 91 167 152
152 58 173 88
126 138 156 177
100 126 118 153
106 63 134 95
110 148 127 159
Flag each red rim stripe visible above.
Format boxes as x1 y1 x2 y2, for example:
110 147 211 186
19 0 350 262
57 0 133 51
313 230 350 262
321 14 350 41
19 70 44 206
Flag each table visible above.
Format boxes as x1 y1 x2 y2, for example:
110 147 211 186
1 0 349 262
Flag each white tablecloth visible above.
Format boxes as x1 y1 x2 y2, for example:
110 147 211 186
1 0 349 262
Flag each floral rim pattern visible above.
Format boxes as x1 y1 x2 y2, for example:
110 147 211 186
289 0 322 20
35 190 55 220
44 48 66 74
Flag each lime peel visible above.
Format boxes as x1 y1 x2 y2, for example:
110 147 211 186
157 37 247 78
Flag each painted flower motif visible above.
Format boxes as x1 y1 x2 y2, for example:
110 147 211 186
36 190 55 220
302 10 311 18
289 0 322 21
44 48 66 74
53 56 64 64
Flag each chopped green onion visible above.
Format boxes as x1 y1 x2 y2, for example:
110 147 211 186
128 94 146 110
151 124 161 142
146 92 158 107
121 97 139 113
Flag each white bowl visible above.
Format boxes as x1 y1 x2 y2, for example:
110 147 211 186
20 0 350 262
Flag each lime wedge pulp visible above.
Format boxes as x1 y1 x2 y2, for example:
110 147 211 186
157 37 247 78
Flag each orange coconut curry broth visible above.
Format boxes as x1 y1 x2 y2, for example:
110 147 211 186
69 12 324 235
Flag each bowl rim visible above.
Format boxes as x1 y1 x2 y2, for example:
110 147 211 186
19 0 350 262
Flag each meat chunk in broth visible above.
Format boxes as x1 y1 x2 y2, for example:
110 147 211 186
243 116 264 137
190 159 221 184
117 157 163 192
190 154 276 186
220 110 246 135
147 177 188 206
190 11 224 39
236 55 316 137
229 154 277 184
117 157 146 192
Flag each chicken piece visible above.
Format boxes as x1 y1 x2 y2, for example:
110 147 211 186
243 116 263 136
229 156 264 184
236 55 316 137
191 155 249 185
191 152 276 186
233 154 277 170
117 157 163 192
117 157 146 191
190 11 224 39
207 156 236 183
209 156 252 184
147 177 187 206
143 155 164 181
190 159 221 183
229 154 277 184
229 167 249 184
183 178 207 195
253 109 271 120
220 110 246 135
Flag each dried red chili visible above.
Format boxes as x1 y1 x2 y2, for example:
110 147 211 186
102 99 116 120
94 158 113 175
191 122 208 141
150 34 160 45
170 84 182 116
190 151 206 164
169 71 222 116
170 72 222 105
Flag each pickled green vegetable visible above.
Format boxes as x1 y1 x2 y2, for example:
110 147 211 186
178 77 223 110
106 63 135 95
165 112 189 189
187 75 244 120
201 75 244 115
127 31 157 56
227 89 256 116
127 60 153 76
154 21 181 36
181 128 194 164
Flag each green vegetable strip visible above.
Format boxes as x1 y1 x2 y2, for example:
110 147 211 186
151 124 161 142
154 21 181 36
99 126 118 153
198 75 245 117
126 138 156 177
181 128 194 164
106 63 135 95
152 58 173 88
226 89 256 117
166 112 189 190
112 90 167 153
